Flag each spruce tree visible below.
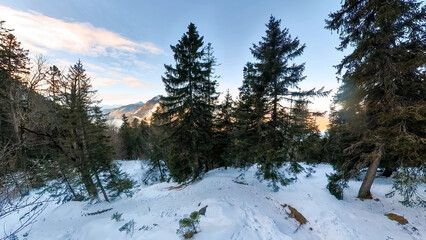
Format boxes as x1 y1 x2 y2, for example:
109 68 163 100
233 62 266 167
49 60 132 200
141 118 168 183
61 60 99 198
213 90 235 167
0 21 32 194
326 0 425 204
119 114 135 159
234 16 329 188
158 23 218 182
289 100 324 164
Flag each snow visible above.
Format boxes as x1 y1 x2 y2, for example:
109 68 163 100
1 161 425 240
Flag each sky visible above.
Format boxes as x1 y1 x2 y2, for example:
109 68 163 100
0 0 346 112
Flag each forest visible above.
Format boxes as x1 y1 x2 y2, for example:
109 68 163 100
0 0 425 239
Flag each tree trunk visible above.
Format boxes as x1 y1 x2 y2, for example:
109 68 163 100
95 173 109 202
157 160 164 181
9 88 21 144
60 169 78 200
358 143 383 199
80 168 98 199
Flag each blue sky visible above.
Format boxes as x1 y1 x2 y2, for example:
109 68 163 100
0 0 345 112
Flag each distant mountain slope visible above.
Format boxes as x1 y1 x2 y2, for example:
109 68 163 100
107 96 160 123
131 96 160 122
106 101 144 119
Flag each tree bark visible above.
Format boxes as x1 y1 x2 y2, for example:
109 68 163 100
192 138 200 179
358 143 383 199
95 173 109 202
80 168 98 199
60 169 78 200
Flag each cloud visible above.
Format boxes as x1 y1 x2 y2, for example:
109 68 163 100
122 76 149 88
85 62 105 71
134 60 157 70
91 75 120 87
87 71 152 89
0 5 164 56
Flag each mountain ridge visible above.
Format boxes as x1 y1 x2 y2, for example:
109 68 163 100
107 96 161 123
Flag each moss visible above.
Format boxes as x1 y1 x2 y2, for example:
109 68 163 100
282 204 307 225
385 213 408 225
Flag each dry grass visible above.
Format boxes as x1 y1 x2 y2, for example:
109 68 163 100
385 213 408 225
183 231 195 239
168 184 187 190
282 204 307 225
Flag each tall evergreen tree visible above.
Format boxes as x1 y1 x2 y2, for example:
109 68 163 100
119 114 136 159
47 60 132 200
326 0 425 204
213 90 235 167
61 60 99 198
158 23 218 182
0 21 29 148
234 16 329 189
0 21 32 194
289 99 325 164
233 62 266 167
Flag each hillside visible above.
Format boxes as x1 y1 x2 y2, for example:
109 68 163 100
2 161 424 240
106 96 160 123
131 96 161 123
105 102 145 119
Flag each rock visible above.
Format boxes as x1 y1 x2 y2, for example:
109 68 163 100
199 205 208 216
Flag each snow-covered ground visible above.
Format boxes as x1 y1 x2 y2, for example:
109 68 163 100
2 161 425 240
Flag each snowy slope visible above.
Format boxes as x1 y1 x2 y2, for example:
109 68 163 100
2 161 425 240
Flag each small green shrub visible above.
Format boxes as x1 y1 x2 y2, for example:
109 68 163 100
326 173 348 200
111 212 123 222
119 220 135 237
177 211 200 239
106 166 135 199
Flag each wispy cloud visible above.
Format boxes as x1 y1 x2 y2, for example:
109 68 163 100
85 62 105 71
0 5 164 56
134 60 157 70
48 59 149 88
88 71 152 88
122 76 149 88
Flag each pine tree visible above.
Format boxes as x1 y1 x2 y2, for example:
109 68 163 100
0 21 29 148
233 63 262 167
141 118 168 183
119 114 135 159
0 21 32 194
326 0 425 204
213 90 234 167
234 16 329 188
289 99 324 164
61 60 99 198
49 60 132 200
158 23 218 182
